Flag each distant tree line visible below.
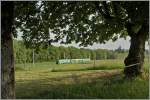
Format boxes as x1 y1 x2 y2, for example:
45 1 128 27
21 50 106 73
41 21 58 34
14 40 129 64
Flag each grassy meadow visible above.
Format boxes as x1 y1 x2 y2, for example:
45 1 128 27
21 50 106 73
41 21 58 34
15 59 149 99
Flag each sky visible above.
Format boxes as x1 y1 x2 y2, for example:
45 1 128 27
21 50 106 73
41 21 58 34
16 32 149 50
52 36 149 50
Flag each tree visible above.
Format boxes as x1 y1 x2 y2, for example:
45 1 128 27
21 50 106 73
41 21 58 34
1 1 15 99
120 2 148 78
1 1 149 98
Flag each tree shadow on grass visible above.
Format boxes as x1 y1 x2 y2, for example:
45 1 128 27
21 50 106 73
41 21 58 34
51 65 123 72
15 71 149 99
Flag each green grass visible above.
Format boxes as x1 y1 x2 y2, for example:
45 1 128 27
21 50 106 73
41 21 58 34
15 59 149 99
36 75 148 99
15 59 124 71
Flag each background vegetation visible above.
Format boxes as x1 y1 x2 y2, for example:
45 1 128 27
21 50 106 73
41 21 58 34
13 39 132 63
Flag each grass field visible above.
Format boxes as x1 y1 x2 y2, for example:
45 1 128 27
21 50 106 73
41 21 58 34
15 59 149 99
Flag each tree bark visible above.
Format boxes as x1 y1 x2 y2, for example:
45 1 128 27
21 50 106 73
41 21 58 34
1 2 15 98
124 23 147 78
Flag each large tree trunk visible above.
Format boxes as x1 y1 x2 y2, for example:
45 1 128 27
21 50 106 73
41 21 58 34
124 23 147 78
1 2 15 98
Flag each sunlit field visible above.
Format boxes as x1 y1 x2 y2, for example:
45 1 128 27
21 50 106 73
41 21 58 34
15 59 149 99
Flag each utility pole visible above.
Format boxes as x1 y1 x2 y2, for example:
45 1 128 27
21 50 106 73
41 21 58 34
64 52 65 59
105 51 107 60
93 51 96 68
33 49 35 65
24 50 26 69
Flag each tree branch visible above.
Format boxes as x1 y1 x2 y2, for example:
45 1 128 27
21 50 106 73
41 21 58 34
94 1 114 19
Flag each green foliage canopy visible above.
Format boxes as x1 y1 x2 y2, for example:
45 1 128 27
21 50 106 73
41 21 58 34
13 1 149 48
